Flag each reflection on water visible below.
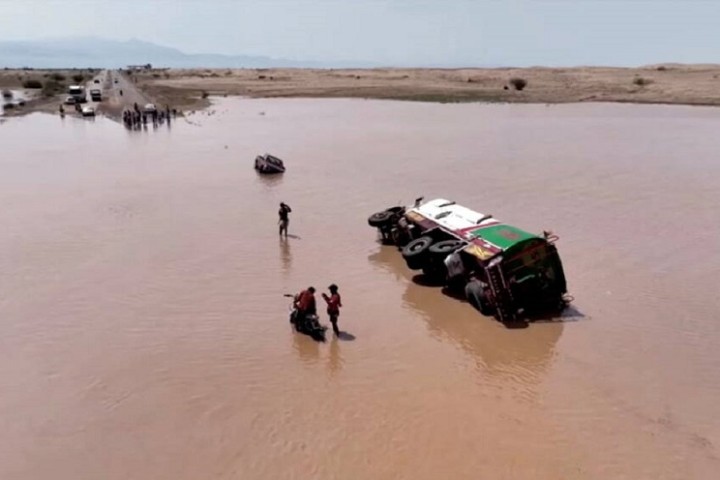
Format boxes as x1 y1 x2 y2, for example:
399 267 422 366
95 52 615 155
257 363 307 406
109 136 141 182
292 330 321 364
279 237 292 273
327 336 343 378
256 172 285 190
367 246 563 382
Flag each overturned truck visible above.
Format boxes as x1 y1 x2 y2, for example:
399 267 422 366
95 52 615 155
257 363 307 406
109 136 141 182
368 198 570 324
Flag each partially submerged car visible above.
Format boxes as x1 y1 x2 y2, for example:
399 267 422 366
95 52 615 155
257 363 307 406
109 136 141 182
143 103 157 113
368 197 570 324
80 105 95 117
254 154 286 174
90 89 102 101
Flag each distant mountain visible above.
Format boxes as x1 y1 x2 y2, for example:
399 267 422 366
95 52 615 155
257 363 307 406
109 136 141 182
0 37 368 68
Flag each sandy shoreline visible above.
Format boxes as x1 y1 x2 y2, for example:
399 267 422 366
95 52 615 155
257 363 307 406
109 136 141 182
132 64 720 107
4 64 720 120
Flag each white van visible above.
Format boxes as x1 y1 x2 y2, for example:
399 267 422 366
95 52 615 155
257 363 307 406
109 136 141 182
68 85 86 103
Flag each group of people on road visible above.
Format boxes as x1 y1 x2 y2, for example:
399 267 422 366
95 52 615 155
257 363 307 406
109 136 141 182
280 202 345 337
122 103 177 130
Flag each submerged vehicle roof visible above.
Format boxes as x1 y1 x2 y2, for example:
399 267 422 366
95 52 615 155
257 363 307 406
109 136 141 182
407 198 542 261
264 154 284 165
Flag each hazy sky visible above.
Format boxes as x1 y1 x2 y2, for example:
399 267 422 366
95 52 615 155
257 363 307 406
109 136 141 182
1 0 719 66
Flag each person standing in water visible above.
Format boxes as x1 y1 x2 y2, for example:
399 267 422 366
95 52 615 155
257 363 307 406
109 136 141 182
322 284 343 336
278 202 292 237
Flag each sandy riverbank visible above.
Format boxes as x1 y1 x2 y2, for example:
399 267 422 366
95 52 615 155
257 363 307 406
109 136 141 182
131 64 720 109
4 64 720 119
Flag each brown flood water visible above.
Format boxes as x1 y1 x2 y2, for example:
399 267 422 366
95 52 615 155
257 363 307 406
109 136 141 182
1 100 719 479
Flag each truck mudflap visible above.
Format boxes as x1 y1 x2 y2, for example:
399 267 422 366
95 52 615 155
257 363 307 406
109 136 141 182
486 256 517 323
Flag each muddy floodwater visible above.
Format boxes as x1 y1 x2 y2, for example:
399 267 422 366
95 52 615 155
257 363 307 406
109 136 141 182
1 99 719 480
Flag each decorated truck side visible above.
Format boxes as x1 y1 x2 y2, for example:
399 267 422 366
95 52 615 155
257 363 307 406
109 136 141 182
368 197 570 324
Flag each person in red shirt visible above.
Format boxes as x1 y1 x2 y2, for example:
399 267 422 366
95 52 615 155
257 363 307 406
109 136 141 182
322 284 343 336
294 286 317 320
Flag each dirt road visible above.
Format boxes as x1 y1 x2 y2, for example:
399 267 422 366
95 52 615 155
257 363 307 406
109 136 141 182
93 69 153 119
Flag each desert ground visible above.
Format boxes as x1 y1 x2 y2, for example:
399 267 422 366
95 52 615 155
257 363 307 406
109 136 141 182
4 64 720 120
133 64 720 106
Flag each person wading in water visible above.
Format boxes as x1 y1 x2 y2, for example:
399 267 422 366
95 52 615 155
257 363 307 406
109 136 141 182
278 202 292 237
322 284 343 336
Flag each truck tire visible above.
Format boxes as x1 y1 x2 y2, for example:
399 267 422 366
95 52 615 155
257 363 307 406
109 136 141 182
368 210 394 228
428 239 466 256
402 236 434 270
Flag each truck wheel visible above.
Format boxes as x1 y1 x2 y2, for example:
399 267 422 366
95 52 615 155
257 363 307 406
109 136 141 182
402 236 434 270
368 210 394 227
428 239 466 256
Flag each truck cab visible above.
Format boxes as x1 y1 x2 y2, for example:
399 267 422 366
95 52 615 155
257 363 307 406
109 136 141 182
67 85 86 103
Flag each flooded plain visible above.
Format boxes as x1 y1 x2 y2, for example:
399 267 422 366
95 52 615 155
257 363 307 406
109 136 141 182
1 99 719 480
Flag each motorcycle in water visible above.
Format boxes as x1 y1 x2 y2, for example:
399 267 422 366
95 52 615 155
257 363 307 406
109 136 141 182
285 294 327 342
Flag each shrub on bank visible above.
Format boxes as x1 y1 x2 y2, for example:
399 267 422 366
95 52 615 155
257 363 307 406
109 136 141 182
52 73 66 81
509 77 527 91
42 79 65 97
3 102 15 109
201 90 209 99
72 74 85 83
2 89 12 99
22 79 43 89
633 77 652 87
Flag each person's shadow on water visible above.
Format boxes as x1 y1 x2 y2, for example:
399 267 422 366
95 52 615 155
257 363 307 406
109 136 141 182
336 331 356 341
